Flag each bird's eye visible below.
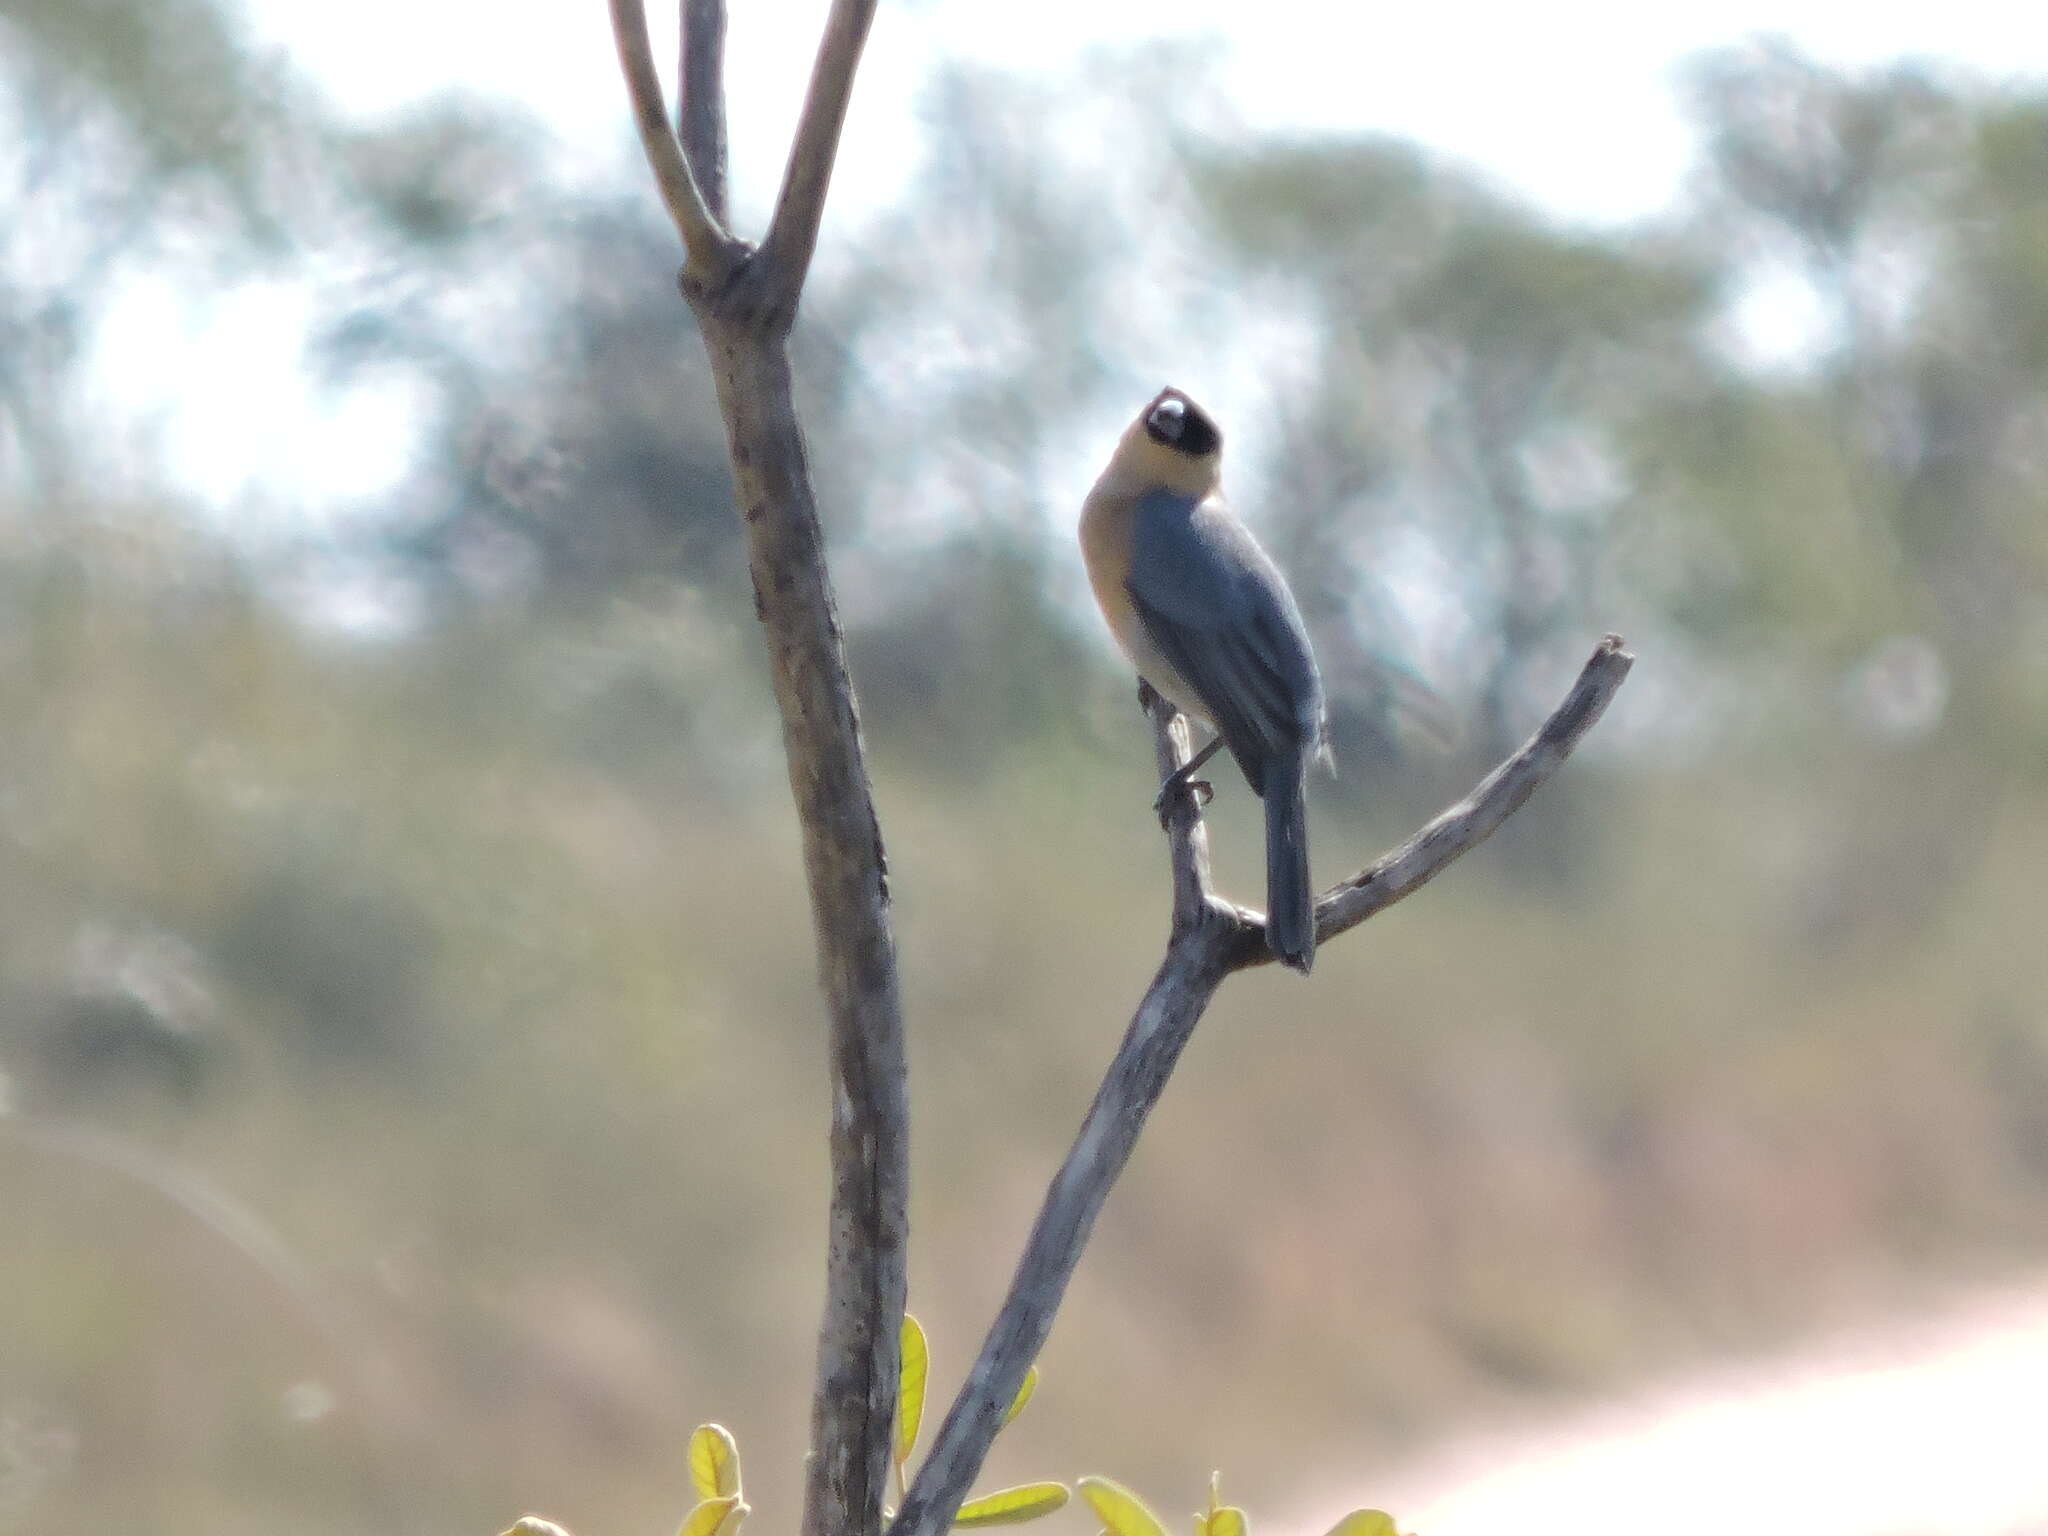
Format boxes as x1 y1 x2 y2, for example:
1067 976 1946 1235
1146 397 1186 440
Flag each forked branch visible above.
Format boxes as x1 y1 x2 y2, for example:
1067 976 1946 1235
607 0 741 284
606 8 906 1536
753 0 881 326
889 635 1635 1536
607 6 1634 1536
1248 630 1637 963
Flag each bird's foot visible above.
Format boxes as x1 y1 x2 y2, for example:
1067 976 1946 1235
1153 772 1214 828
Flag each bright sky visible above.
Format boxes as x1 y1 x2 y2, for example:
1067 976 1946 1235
116 0 2048 514
244 0 2048 224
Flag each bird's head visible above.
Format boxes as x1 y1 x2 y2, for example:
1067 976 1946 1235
1095 386 1223 498
1141 387 1222 459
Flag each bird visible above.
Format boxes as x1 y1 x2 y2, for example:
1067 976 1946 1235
1080 386 1329 972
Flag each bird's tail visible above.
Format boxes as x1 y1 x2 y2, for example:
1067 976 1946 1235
1264 747 1315 973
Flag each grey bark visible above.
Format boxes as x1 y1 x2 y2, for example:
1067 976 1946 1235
888 637 1634 1536
609 8 905 1536
677 0 730 226
606 8 1637 1536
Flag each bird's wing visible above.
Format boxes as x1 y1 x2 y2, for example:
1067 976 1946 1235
1125 491 1321 795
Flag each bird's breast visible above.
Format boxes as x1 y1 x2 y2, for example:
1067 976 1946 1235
1079 485 1210 723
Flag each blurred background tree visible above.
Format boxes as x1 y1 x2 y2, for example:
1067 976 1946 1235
3 5 2048 1534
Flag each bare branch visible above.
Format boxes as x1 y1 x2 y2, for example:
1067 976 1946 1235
752 0 878 327
623 0 902 1526
1231 632 1637 967
610 2 904 1533
614 0 1631 1531
889 636 1635 1536
887 929 1236 1536
607 0 740 282
1143 681 1221 926
689 320 910 1536
887 696 1237 1536
678 0 730 225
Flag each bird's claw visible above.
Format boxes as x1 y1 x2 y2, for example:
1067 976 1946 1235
1153 776 1214 827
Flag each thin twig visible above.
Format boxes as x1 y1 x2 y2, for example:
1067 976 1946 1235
1233 632 1636 966
1143 681 1222 926
752 0 879 328
889 634 1635 1536
678 0 730 225
885 696 1229 1536
607 0 738 283
886 943 1234 1536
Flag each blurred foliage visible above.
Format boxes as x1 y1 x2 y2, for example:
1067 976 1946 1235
516 1317 1066 1536
3 4 2048 1535
1078 1474 1409 1536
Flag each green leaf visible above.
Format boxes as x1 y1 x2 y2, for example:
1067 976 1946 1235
897 1314 930 1467
1195 1472 1246 1536
999 1365 1038 1430
689 1423 742 1501
954 1482 1072 1526
677 1494 742 1536
502 1520 574 1536
1322 1512 1400 1536
1078 1477 1170 1536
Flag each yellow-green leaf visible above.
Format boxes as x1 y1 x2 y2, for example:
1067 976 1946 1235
1194 1472 1245 1536
677 1493 742 1536
1078 1477 1169 1536
953 1482 1072 1526
999 1365 1038 1430
1321 1511 1399 1536
689 1423 742 1501
897 1314 930 1467
714 1500 752 1536
502 1520 574 1536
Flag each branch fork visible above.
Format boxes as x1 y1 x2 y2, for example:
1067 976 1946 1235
609 0 873 332
608 7 906 1536
605 7 1636 1536
888 635 1634 1536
